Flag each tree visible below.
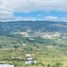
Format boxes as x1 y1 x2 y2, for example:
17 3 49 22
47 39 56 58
14 45 19 50
0 44 2 48
53 62 63 67
47 64 51 67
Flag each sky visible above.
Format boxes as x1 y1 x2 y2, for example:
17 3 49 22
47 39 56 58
0 0 67 22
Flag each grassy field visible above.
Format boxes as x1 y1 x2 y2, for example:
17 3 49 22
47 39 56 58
0 35 67 67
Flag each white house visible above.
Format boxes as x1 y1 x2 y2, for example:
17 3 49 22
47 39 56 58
25 54 37 64
25 54 31 57
42 32 61 39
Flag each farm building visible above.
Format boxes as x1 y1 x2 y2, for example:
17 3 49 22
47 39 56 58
25 54 37 64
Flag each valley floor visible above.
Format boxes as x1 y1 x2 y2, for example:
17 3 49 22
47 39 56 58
0 35 67 67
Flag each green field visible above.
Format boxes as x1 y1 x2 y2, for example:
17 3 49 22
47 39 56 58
0 35 67 67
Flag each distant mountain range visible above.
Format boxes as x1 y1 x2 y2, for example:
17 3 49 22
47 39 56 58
0 21 67 35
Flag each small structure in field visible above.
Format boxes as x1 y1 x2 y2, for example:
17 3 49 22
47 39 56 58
25 54 37 64
22 44 26 47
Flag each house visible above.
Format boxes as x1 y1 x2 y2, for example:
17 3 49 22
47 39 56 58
25 54 31 57
61 33 67 39
42 32 61 39
25 54 37 64
19 32 29 37
22 44 26 47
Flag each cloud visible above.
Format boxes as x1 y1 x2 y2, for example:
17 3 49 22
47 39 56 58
14 16 42 21
0 0 14 21
0 0 67 21
43 16 67 22
1 0 67 12
12 0 67 12
44 16 59 21
11 16 67 22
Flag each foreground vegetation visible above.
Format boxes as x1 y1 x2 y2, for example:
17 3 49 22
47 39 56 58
0 35 67 67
